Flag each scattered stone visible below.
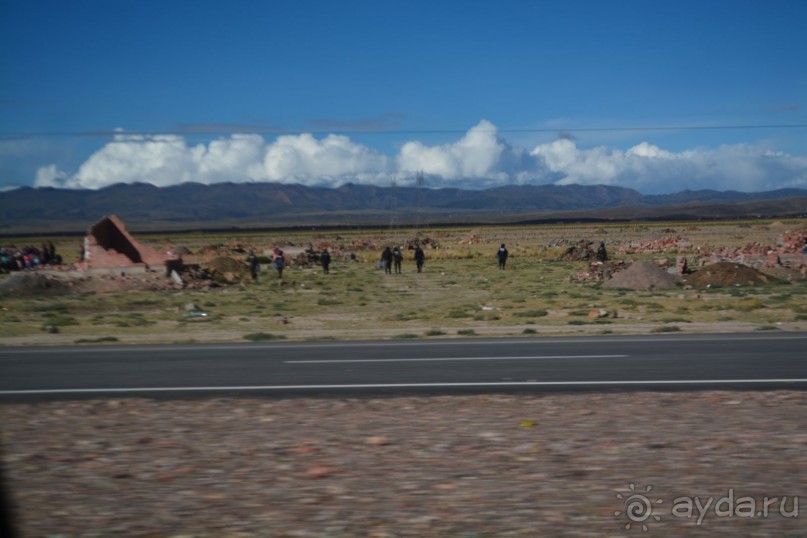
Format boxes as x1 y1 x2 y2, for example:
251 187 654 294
365 436 391 446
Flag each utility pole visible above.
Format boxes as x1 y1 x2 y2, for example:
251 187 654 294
415 170 425 234
389 175 398 230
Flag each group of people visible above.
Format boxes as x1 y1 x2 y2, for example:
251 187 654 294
0 242 61 272
247 247 333 280
243 241 531 280
380 245 426 274
246 248 286 280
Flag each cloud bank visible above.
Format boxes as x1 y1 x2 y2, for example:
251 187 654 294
35 120 807 194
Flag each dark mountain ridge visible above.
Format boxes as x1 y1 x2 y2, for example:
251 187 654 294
1 182 805 234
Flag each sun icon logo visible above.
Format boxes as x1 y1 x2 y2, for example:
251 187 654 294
614 483 663 531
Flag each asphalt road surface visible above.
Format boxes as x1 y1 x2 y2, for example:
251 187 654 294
1 333 805 400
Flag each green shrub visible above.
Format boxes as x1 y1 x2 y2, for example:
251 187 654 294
651 326 681 333
513 310 548 318
457 329 476 335
44 315 79 326
31 302 69 313
244 332 287 341
74 336 120 344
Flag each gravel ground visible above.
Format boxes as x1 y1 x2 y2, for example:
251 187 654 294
2 392 805 537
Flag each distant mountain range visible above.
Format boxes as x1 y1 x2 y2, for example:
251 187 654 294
1 182 806 234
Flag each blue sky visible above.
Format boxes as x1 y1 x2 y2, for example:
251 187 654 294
1 0 805 193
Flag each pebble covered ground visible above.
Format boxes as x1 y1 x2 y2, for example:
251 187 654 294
1 392 805 537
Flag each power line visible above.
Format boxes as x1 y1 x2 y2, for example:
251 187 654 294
1 124 806 139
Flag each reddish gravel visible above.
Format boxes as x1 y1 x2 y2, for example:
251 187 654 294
2 392 805 537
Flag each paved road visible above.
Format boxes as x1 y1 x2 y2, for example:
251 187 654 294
1 333 805 400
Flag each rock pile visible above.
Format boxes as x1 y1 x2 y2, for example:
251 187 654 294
0 272 70 296
684 262 774 287
603 261 679 290
559 240 597 261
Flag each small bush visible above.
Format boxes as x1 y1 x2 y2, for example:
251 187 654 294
393 333 419 339
317 298 343 306
651 326 681 333
44 315 79 326
31 303 69 313
244 332 287 341
567 320 587 325
513 310 548 318
424 329 446 336
522 328 537 334
74 336 120 344
736 299 766 312
755 325 780 331
457 329 476 336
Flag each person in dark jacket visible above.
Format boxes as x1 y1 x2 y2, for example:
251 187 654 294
392 246 403 274
414 245 425 273
321 249 331 274
274 250 285 279
381 247 393 274
246 250 259 280
597 241 608 262
497 243 509 270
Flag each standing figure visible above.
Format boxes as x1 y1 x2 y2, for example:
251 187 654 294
597 241 608 262
381 247 393 274
321 249 331 274
497 243 509 270
274 250 285 279
392 246 403 274
414 245 425 273
247 250 259 281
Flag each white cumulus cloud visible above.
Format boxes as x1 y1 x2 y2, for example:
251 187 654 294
396 119 534 187
530 139 807 193
32 121 807 193
259 133 390 185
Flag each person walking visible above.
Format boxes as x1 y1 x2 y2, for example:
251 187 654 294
497 243 509 270
246 250 260 281
274 250 286 279
414 245 425 273
392 246 403 274
321 248 331 274
381 247 393 274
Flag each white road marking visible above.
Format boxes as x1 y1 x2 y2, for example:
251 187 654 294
286 354 628 364
1 379 806 395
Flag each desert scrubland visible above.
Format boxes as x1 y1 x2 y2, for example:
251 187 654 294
2 220 806 537
1 220 806 344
